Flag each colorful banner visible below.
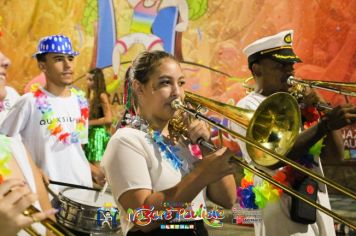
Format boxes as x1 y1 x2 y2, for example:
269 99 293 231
342 125 356 161
0 0 354 162
96 0 116 68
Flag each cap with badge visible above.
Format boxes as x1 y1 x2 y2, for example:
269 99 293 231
243 30 302 67
33 34 79 57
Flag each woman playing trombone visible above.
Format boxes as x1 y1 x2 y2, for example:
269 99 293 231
101 50 237 236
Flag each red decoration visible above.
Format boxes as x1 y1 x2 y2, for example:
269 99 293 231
301 107 320 129
306 184 315 195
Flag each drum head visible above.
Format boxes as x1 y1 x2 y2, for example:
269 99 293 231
62 188 117 207
57 187 120 234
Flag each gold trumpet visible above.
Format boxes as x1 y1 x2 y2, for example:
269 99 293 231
23 205 75 236
171 91 356 230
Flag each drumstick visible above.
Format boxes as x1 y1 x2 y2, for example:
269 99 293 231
95 182 109 202
100 182 109 196
49 180 101 191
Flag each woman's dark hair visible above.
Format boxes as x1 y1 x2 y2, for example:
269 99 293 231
119 51 178 128
87 68 108 119
129 50 177 84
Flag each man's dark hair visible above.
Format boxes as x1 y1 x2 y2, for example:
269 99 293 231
248 60 256 71
249 59 261 75
36 53 47 62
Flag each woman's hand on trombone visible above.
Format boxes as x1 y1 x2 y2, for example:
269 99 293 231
194 147 236 182
186 119 211 144
183 113 236 181
0 178 57 236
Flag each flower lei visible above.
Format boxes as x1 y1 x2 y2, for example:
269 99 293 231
123 114 183 170
31 84 89 144
148 129 183 170
237 106 324 209
301 107 320 130
0 135 12 184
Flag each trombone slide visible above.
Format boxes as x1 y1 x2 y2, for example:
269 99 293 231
287 76 356 97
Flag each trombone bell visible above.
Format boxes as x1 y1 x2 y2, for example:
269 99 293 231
184 91 301 167
247 92 300 166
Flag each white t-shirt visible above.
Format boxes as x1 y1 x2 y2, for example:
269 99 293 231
6 136 46 235
230 92 335 236
0 88 92 193
101 127 207 236
0 86 20 126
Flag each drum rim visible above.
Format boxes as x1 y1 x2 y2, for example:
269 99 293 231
56 213 121 234
56 187 121 234
58 187 118 209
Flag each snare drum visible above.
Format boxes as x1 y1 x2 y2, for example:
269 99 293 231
56 188 120 234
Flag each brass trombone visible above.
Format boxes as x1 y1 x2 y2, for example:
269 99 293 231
242 76 255 94
243 76 356 97
287 76 356 97
171 91 356 230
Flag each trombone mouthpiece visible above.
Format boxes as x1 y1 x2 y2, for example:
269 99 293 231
287 76 295 85
171 99 183 110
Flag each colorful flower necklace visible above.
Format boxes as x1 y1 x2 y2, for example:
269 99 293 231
31 84 89 144
148 129 183 170
124 114 183 170
0 135 12 184
237 106 324 209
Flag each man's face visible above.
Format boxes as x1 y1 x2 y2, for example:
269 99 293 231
0 51 11 84
255 57 294 96
39 53 75 87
